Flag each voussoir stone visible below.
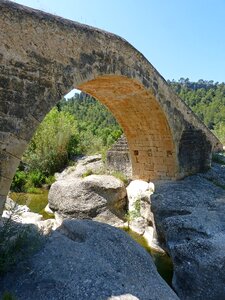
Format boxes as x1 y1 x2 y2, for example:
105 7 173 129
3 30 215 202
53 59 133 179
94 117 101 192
0 219 179 300
48 174 127 223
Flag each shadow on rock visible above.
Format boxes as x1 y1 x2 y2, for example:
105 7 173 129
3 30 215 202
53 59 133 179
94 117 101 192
0 217 45 277
0 219 178 300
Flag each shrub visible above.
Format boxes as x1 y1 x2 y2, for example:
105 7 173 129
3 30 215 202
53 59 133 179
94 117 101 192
25 171 45 189
2 291 16 300
45 175 56 186
23 107 79 176
125 197 141 225
10 171 27 192
212 152 225 165
213 122 225 145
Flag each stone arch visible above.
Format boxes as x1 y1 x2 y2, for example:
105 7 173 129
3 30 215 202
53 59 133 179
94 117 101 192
78 75 177 181
0 1 222 212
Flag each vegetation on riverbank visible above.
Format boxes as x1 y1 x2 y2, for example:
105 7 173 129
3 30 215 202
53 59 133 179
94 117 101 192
11 92 122 192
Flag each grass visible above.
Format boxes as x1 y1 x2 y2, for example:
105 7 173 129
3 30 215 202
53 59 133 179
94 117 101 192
211 180 225 190
111 171 129 185
2 291 16 300
82 168 94 178
204 176 225 190
125 197 141 223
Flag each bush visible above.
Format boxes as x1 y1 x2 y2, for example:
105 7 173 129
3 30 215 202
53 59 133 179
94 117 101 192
213 122 225 145
212 152 225 165
23 107 79 176
11 171 46 193
10 171 27 192
25 171 45 189
45 175 56 186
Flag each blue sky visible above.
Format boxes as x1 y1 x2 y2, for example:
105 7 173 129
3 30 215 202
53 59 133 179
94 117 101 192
12 0 225 83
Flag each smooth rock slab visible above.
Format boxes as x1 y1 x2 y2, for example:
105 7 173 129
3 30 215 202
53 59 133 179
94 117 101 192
151 164 225 300
0 220 179 300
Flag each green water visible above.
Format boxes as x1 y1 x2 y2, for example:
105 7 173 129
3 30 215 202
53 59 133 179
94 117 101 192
123 228 173 286
9 189 53 219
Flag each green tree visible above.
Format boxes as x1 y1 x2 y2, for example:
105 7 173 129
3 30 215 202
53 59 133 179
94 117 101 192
23 107 78 175
168 78 225 143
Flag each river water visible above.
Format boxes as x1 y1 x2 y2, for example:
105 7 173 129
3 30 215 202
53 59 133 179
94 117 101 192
10 191 173 285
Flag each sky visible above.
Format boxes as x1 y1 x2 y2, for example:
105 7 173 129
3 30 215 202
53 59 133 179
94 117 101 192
12 0 225 83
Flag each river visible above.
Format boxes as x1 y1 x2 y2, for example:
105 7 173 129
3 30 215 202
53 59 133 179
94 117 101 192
10 190 173 286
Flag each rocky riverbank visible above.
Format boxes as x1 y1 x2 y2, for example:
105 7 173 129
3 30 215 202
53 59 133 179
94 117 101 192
0 220 178 300
48 155 156 247
151 163 225 299
2 155 225 299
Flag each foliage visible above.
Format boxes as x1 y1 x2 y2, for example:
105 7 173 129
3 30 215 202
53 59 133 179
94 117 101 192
58 92 122 153
25 171 45 189
213 122 225 144
134 197 141 212
111 171 129 185
23 107 79 176
212 152 225 165
82 168 94 178
125 197 141 223
168 78 225 143
10 171 27 193
45 175 56 186
11 92 122 192
2 292 16 300
11 170 55 193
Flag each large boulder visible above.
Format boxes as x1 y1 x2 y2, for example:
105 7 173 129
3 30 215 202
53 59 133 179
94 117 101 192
48 174 127 225
0 220 179 300
3 197 59 234
55 154 104 180
151 164 225 299
126 180 155 239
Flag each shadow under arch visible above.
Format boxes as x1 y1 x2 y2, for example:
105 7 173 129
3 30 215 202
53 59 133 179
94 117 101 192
78 75 177 181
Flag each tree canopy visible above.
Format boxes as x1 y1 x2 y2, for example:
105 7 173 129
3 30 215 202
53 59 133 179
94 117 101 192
168 78 225 143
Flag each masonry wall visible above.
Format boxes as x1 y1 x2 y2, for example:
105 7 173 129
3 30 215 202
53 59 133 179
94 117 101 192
106 135 132 178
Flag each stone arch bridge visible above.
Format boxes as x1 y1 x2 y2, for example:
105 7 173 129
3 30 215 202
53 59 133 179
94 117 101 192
0 0 222 212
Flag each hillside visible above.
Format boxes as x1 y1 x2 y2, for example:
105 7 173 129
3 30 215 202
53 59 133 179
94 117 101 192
168 78 225 143
58 93 122 154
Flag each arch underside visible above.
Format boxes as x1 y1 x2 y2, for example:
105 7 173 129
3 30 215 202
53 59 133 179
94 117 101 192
78 75 177 181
